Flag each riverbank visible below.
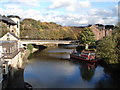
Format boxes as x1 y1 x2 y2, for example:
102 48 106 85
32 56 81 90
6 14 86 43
21 49 31 68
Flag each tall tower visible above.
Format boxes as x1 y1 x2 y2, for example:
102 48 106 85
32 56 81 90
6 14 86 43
7 15 20 37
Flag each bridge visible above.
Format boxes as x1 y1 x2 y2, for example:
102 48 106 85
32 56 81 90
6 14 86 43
20 40 72 45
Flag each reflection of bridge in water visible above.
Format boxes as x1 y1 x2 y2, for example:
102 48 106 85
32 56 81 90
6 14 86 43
21 40 72 45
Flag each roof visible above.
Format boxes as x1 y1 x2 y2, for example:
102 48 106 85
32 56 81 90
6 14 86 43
8 32 19 40
0 40 15 44
82 50 95 53
7 15 20 19
95 24 104 27
105 25 114 29
0 40 16 46
0 14 16 25
0 32 19 41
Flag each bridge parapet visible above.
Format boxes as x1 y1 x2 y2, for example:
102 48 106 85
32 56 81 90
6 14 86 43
20 40 72 45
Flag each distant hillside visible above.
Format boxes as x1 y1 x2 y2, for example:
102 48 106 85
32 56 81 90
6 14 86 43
20 19 84 40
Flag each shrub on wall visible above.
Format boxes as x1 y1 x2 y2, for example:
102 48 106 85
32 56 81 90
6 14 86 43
27 44 34 52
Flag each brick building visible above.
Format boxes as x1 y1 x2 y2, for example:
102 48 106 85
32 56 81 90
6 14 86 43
89 24 114 40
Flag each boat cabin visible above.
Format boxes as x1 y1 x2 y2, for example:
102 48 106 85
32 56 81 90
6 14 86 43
80 51 96 60
70 50 99 63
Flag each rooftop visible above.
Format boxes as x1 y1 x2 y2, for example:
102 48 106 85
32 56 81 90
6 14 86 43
82 50 95 53
8 32 19 40
0 14 16 25
0 40 16 45
7 15 20 19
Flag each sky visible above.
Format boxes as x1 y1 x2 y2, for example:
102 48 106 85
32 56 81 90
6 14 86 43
0 0 119 26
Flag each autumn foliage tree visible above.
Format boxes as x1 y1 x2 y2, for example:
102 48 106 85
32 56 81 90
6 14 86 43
20 18 82 40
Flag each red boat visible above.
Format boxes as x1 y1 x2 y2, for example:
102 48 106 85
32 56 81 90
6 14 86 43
70 50 100 63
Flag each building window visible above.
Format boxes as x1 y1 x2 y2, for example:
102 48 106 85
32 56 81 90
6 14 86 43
3 48 6 53
7 34 10 41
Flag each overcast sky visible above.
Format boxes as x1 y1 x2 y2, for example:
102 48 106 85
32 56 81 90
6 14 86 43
0 0 119 26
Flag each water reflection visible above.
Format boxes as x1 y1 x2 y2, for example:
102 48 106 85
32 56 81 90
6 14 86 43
24 46 116 88
70 61 96 82
24 58 79 88
48 48 72 59
58 44 78 49
79 63 96 82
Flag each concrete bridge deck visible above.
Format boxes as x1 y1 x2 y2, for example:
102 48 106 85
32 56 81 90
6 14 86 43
20 40 72 45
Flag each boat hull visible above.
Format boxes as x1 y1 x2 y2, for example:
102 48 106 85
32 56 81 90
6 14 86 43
70 54 100 63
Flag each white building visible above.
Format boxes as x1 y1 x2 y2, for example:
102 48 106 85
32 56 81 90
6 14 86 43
0 44 6 90
0 14 20 38
7 15 20 37
0 14 23 89
0 33 23 69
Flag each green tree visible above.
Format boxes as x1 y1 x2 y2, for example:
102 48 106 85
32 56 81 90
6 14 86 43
97 23 120 64
79 28 95 49
97 36 118 64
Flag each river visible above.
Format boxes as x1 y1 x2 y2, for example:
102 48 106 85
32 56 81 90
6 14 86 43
24 45 120 88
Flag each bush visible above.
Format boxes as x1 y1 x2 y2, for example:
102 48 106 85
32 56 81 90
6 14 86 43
27 44 34 52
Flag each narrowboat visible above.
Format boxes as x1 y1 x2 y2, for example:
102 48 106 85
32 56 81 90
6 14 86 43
70 50 100 63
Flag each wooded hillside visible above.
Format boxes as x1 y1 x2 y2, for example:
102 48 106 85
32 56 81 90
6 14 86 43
20 19 84 40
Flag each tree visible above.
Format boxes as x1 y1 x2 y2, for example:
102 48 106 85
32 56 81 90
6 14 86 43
97 36 118 64
79 28 95 49
0 22 9 37
20 18 83 40
27 44 34 52
97 23 120 64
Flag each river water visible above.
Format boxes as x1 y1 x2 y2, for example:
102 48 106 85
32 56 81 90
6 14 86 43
24 45 120 88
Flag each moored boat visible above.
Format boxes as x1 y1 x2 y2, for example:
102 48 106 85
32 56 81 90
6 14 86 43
70 50 100 63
